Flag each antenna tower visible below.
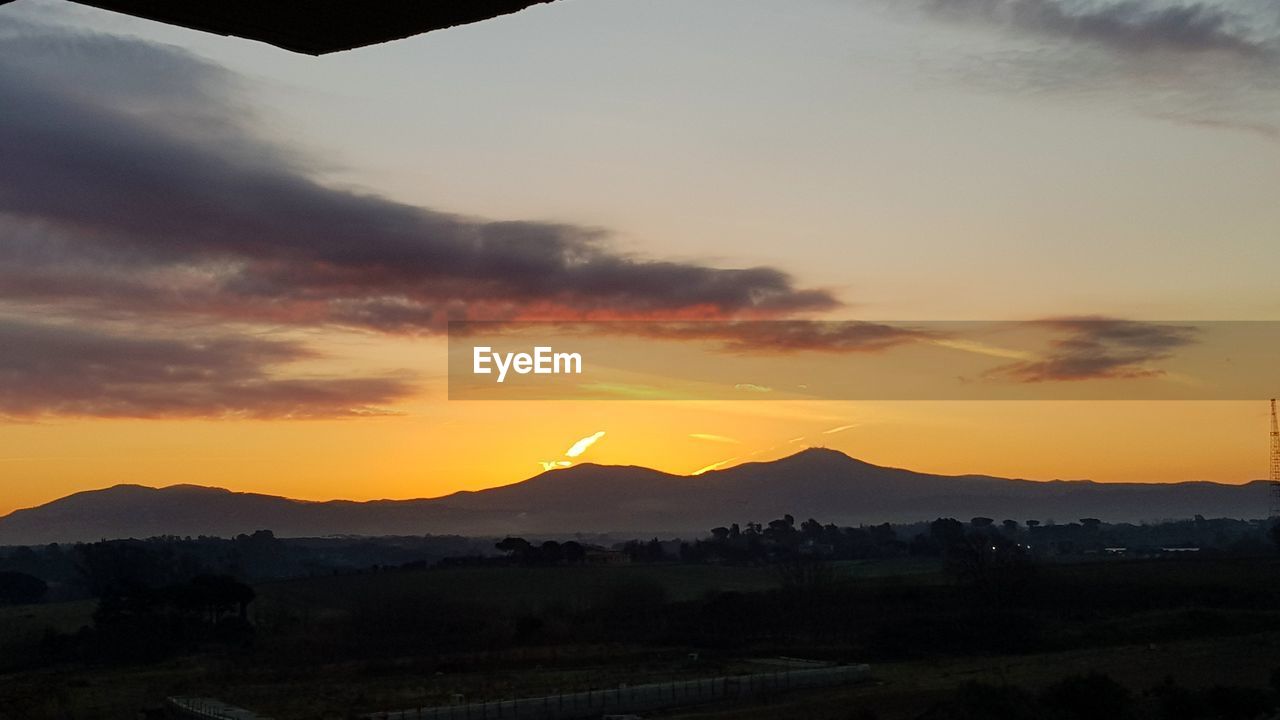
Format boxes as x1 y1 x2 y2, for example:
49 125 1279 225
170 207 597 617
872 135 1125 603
1271 399 1280 517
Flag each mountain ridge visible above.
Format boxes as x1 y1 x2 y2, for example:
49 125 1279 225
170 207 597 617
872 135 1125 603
1 448 1270 545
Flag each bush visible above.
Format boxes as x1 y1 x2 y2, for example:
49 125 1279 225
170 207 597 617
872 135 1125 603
1040 673 1132 719
918 681 1040 720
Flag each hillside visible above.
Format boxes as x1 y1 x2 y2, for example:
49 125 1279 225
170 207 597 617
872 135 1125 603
0 449 1269 544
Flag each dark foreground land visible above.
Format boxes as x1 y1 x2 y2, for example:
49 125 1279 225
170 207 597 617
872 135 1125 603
2 553 1280 719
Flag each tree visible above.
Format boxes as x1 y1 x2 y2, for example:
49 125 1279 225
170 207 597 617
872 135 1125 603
764 515 799 545
0 571 48 605
869 523 898 549
172 574 255 622
561 540 586 564
495 537 533 563
930 518 966 552
539 540 563 564
800 518 824 540
945 533 1038 608
622 538 667 563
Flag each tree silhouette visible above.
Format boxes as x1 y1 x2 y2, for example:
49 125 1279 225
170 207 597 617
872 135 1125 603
930 518 967 552
539 540 563 564
0 571 47 605
561 540 586 565
495 537 532 562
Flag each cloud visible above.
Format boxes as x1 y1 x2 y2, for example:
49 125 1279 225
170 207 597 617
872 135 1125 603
932 337 1038 360
0 319 415 420
822 424 860 434
0 22 837 335
690 433 741 444
0 20 845 420
912 0 1280 140
926 0 1277 58
564 431 606 458
985 317 1198 382
692 457 739 475
733 384 773 393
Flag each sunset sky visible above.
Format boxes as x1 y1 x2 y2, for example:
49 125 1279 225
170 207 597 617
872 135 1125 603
1 0 1279 515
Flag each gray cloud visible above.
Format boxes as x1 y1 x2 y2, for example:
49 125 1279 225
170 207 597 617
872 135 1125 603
913 0 1280 140
986 317 1198 382
926 0 1276 58
0 23 837 334
0 320 415 420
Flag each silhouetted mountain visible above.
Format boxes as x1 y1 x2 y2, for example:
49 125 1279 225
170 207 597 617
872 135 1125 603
0 448 1270 544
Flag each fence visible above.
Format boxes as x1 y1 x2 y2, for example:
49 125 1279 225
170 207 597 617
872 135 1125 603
364 664 871 720
166 697 272 720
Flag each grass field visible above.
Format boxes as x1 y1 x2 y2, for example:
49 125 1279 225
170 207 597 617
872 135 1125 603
0 599 93 670
6 623 1277 719
1 555 1277 720
669 631 1280 720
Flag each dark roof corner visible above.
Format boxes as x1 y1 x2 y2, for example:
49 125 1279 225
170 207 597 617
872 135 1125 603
64 0 560 55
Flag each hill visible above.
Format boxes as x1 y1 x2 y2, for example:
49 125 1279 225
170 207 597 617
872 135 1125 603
0 449 1269 544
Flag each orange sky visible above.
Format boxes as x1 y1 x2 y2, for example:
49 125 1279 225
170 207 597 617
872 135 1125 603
1 398 1270 516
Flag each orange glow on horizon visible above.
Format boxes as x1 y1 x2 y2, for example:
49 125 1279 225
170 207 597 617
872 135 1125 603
0 400 1269 516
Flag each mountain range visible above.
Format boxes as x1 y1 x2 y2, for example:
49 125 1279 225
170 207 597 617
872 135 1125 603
0 448 1271 545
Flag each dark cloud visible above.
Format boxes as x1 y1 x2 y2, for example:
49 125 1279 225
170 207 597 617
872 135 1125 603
926 0 1276 58
0 319 414 420
0 21 844 419
986 317 1198 382
0 24 838 335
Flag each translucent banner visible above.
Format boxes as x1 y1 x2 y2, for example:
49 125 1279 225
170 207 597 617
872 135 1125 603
447 320 1280 400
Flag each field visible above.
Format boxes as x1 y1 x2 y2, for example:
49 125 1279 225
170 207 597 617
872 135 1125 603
670 631 1280 720
0 599 93 669
1 555 1278 719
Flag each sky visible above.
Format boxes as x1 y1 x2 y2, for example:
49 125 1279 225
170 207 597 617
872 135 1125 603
1 0 1279 515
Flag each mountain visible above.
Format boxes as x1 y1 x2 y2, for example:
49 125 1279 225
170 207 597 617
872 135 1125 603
0 449 1270 545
